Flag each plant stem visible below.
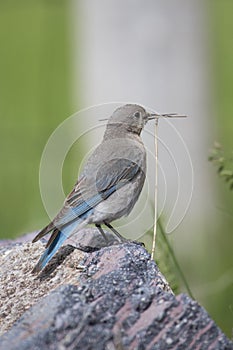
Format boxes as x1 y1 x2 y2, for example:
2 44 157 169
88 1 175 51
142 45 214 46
157 218 195 299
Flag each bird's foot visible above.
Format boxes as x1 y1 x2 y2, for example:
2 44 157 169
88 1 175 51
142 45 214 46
126 239 145 247
111 237 145 247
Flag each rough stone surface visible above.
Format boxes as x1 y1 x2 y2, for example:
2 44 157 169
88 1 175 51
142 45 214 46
0 231 232 350
0 228 118 335
0 237 84 335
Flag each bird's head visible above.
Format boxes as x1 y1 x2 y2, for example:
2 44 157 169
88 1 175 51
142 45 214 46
104 104 151 137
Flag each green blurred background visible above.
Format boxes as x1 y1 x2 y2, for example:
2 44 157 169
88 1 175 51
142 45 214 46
0 1 75 235
0 0 232 338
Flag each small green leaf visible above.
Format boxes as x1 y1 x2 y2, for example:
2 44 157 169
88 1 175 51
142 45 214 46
220 170 233 177
218 165 224 173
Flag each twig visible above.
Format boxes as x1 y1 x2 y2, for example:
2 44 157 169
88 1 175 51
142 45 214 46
151 118 159 260
150 112 187 260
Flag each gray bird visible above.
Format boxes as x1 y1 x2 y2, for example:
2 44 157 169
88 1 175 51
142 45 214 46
32 104 164 272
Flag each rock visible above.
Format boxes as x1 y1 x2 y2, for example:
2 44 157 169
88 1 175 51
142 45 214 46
0 230 232 349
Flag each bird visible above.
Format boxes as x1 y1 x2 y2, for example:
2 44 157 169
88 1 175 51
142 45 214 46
32 104 176 273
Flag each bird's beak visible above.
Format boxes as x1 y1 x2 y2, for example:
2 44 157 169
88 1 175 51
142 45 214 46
148 112 187 120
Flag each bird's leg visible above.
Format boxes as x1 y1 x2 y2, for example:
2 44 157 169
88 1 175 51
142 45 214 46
104 222 145 247
104 222 128 243
95 224 109 242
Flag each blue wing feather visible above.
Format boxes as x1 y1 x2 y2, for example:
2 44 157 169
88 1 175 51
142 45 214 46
33 159 140 241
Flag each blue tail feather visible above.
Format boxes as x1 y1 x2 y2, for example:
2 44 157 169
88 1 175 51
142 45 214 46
32 221 78 273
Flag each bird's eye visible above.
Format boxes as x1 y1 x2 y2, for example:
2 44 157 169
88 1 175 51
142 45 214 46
133 111 141 118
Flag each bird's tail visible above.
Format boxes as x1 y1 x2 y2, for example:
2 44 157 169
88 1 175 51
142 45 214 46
32 221 78 273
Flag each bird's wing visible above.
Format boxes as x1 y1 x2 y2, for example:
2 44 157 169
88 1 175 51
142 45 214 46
67 158 141 206
32 158 141 242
